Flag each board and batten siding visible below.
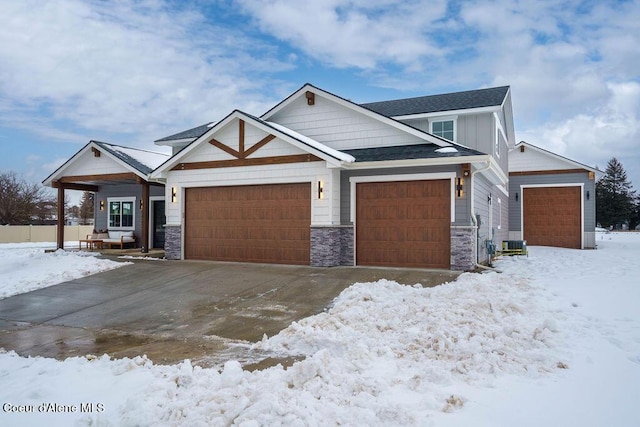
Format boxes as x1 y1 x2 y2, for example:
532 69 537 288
399 113 493 154
268 95 427 151
473 173 497 264
508 172 596 248
400 112 508 179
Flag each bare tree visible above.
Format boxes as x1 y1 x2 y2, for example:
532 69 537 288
0 171 55 225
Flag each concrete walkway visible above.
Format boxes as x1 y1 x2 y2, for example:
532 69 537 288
0 259 459 368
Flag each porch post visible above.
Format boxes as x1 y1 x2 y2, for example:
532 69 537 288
141 181 149 253
57 185 65 249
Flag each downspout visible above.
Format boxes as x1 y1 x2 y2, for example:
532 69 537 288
470 160 492 268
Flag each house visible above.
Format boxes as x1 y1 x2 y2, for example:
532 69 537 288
148 84 514 270
44 83 523 270
508 141 599 249
42 140 169 252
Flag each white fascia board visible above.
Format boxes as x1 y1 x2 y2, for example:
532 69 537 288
43 141 149 186
511 141 601 175
342 154 491 170
94 144 150 181
43 142 93 186
482 156 509 185
391 105 500 121
262 84 453 148
264 121 355 164
151 110 351 176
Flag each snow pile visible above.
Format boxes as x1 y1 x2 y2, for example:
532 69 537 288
1 233 639 426
0 247 131 299
259 274 562 380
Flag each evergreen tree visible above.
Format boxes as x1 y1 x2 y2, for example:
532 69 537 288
79 191 94 225
596 157 636 228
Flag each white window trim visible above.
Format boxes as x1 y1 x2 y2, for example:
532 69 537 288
497 197 502 230
107 196 136 230
349 172 457 224
493 112 508 159
429 115 457 142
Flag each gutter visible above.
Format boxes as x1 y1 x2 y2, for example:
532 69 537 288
470 161 492 267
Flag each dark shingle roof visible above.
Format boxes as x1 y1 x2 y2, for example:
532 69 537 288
361 86 510 117
342 144 485 162
155 122 213 142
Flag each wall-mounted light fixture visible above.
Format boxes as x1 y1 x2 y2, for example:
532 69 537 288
487 193 492 204
100 200 105 211
171 187 177 203
140 199 144 211
317 180 324 199
586 190 590 200
455 177 464 198
515 192 519 202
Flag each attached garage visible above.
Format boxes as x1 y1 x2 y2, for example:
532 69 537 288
355 179 451 269
523 186 581 249
185 183 311 265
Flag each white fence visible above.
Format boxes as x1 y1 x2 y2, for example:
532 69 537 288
0 225 94 244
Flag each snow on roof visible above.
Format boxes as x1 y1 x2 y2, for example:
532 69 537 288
264 121 355 163
435 147 459 153
95 142 170 174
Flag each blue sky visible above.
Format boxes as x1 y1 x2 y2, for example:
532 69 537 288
1 0 639 204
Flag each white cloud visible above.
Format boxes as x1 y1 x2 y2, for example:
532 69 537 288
1 0 639 188
0 0 288 148
519 81 640 186
236 0 447 70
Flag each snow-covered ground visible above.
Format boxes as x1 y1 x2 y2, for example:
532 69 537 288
0 243 131 300
0 233 639 426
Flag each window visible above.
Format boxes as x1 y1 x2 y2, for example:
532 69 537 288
430 119 455 141
495 131 502 158
108 197 135 229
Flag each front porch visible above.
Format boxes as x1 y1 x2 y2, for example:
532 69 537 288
42 141 170 255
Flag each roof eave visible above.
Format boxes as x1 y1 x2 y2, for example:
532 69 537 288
391 105 502 121
150 110 355 177
342 154 492 170
511 141 601 175
43 141 153 187
154 137 196 146
261 83 453 148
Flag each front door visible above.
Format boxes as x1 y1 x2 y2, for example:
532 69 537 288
152 200 166 249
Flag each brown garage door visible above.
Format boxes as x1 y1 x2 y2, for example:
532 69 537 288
185 183 311 264
356 180 451 269
523 186 581 248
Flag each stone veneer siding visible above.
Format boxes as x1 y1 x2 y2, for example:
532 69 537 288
164 225 181 260
450 226 476 271
310 226 354 267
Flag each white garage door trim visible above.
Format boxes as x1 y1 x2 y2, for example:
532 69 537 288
520 183 584 249
349 172 457 224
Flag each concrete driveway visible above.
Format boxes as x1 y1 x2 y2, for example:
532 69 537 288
0 259 459 368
